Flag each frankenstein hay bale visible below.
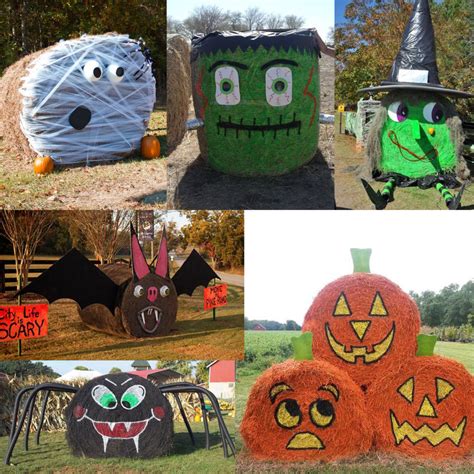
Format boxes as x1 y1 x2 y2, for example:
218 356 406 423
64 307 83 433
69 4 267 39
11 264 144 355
66 373 173 459
367 355 474 459
167 35 191 153
302 249 421 389
240 359 372 462
0 34 155 165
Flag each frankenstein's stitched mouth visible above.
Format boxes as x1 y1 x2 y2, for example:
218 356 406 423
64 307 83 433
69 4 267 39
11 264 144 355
138 306 162 334
217 113 301 139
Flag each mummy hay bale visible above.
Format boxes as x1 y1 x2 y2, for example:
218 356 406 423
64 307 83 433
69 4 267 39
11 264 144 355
302 249 421 390
240 359 372 461
167 35 192 153
190 29 325 176
0 33 155 165
66 373 173 458
367 355 474 459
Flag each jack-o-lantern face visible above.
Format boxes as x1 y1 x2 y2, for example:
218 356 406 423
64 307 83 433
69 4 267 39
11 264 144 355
240 359 372 461
367 356 474 459
302 252 421 388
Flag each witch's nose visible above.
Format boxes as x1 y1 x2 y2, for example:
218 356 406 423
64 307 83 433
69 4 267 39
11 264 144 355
69 106 91 130
412 120 421 140
147 286 158 303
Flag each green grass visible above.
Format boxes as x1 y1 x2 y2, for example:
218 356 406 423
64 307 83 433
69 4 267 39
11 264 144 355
0 420 235 473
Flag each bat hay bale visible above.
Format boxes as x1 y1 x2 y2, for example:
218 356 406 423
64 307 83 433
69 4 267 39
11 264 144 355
367 355 474 459
302 249 421 390
240 359 372 462
66 373 173 459
167 34 191 153
0 33 155 166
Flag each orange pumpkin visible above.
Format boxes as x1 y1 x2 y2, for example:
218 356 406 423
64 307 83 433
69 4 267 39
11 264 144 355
33 156 54 175
302 249 420 389
367 355 474 459
240 359 372 461
141 135 161 159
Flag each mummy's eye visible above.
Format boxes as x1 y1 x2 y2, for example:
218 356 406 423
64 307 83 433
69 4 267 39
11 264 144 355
83 60 103 82
107 64 125 83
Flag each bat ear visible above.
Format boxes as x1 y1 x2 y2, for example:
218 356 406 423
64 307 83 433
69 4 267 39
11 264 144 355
130 223 150 280
155 226 169 278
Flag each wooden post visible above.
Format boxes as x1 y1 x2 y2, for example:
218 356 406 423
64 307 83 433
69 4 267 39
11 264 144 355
17 273 22 356
212 278 216 321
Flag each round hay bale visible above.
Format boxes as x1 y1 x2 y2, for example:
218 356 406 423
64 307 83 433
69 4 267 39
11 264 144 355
240 359 372 462
167 35 191 153
302 249 420 389
66 373 173 458
0 33 155 166
367 355 474 459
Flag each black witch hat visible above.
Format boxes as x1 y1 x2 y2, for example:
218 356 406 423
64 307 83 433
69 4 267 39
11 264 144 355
359 0 472 98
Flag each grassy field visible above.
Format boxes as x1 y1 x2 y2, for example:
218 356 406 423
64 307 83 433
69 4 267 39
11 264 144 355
0 285 244 360
235 331 474 472
0 420 235 473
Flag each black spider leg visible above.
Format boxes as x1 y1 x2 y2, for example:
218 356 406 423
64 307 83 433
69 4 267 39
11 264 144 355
197 392 210 450
4 383 78 466
35 390 51 446
171 393 195 445
24 389 41 450
9 387 34 444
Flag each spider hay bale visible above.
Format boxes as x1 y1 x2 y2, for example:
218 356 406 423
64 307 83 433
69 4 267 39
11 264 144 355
66 373 173 458
367 355 474 459
241 359 372 461
167 35 191 152
0 33 155 165
302 249 421 389
190 29 324 176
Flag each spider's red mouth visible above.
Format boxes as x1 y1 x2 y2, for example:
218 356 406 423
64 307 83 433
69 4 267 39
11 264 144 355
93 420 148 439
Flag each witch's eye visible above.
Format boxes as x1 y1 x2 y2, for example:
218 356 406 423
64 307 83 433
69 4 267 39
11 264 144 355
423 102 444 123
215 66 240 105
83 60 103 82
107 64 125 83
275 398 301 429
121 385 146 410
388 101 408 122
134 285 144 298
160 285 170 297
310 399 335 427
265 67 292 107
92 385 117 409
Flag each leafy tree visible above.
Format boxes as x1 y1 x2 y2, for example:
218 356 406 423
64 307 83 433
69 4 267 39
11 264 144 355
156 360 192 377
109 367 122 374
74 366 89 371
195 360 212 384
0 361 59 378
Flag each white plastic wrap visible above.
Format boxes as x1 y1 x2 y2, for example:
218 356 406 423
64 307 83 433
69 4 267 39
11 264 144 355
20 34 156 165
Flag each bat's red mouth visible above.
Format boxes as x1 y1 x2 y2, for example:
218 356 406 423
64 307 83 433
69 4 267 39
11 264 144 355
137 306 162 333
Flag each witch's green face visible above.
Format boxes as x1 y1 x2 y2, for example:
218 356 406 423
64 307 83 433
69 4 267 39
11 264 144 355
193 46 320 176
379 93 457 178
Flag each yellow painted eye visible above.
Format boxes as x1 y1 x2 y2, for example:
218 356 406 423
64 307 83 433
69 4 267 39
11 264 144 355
275 399 301 429
310 399 335 427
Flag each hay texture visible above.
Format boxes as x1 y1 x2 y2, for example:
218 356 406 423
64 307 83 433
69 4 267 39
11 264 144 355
302 272 421 389
240 359 372 462
167 35 191 153
66 373 173 458
367 355 474 459
0 33 155 165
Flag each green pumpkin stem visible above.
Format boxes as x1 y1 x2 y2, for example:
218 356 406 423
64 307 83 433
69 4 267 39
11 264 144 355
292 332 313 361
351 248 372 273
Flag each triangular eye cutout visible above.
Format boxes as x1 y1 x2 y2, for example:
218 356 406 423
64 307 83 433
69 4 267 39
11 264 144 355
333 292 352 316
130 223 150 280
397 377 414 403
369 291 388 316
436 377 454 403
154 227 169 278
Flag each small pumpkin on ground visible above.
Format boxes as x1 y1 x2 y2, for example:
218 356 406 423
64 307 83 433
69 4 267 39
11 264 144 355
33 155 54 175
141 135 161 159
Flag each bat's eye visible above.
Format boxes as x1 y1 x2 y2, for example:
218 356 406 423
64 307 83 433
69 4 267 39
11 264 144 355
134 285 144 298
83 59 103 82
92 385 117 409
310 399 335 427
107 64 125 83
160 285 170 297
121 385 146 410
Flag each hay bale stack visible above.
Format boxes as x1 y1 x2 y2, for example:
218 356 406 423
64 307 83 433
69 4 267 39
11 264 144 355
167 34 191 153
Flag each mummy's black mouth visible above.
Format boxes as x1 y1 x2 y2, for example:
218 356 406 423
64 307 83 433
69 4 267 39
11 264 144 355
217 113 301 139
69 106 92 130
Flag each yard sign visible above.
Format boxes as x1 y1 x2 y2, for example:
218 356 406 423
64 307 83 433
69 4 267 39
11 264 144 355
0 304 48 342
204 284 228 310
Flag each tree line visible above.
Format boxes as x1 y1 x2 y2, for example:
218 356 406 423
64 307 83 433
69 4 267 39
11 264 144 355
244 318 302 331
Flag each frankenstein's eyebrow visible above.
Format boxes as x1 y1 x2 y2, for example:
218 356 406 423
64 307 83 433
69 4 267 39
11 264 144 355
104 378 117 386
208 60 249 72
261 59 299 70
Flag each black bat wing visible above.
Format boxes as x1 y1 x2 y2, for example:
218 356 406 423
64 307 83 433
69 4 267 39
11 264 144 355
172 249 220 296
17 248 118 312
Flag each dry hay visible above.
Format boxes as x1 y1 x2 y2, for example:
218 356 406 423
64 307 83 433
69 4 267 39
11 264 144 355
167 35 191 153
367 355 474 459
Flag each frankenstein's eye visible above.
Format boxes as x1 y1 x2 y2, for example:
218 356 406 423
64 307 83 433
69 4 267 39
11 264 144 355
107 64 125 83
265 67 292 107
160 285 170 297
92 385 117 409
121 385 146 410
423 102 444 123
83 60 103 82
215 66 240 105
387 101 408 122
134 285 144 298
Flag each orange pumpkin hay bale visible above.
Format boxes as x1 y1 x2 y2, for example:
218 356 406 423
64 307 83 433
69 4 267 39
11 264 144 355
302 249 420 389
240 359 372 462
367 355 474 459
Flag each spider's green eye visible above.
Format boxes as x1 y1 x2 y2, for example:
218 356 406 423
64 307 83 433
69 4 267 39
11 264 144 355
121 385 146 410
92 385 117 409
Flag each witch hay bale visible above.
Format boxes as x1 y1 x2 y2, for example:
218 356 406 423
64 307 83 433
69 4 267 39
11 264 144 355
167 34 191 153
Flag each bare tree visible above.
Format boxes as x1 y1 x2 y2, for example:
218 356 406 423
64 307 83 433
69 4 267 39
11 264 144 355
228 11 244 30
285 14 305 29
243 7 267 30
266 14 284 29
0 211 54 290
183 5 230 36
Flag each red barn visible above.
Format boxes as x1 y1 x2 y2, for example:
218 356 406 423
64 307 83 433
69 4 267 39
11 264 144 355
207 360 235 400
252 323 266 331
